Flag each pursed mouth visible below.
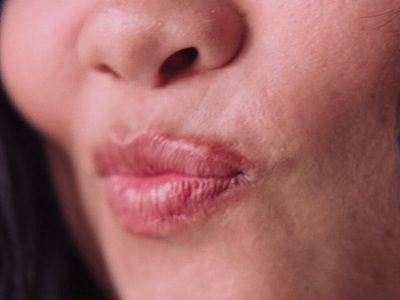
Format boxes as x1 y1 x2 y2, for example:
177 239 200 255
95 130 255 236
95 130 253 178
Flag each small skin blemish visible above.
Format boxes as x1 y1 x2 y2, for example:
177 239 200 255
380 113 388 124
383 229 394 239
347 210 359 224
356 61 367 70
371 268 385 283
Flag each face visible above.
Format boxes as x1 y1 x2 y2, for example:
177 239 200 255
1 0 400 299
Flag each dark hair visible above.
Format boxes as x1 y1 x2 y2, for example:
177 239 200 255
0 88 107 299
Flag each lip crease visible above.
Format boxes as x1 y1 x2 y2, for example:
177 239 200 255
95 130 255 236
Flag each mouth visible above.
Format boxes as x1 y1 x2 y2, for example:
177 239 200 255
95 130 255 236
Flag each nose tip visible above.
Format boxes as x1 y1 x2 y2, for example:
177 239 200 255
77 1 245 87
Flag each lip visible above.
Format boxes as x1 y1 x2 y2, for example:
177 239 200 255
95 130 255 236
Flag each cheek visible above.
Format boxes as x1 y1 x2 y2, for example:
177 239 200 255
223 27 399 170
0 0 84 144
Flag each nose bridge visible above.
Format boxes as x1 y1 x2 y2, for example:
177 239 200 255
77 0 245 87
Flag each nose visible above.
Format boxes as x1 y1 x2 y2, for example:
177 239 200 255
78 0 245 87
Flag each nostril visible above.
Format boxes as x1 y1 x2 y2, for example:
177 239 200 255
160 47 198 81
96 64 120 78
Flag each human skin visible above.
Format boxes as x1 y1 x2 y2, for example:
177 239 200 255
1 0 400 299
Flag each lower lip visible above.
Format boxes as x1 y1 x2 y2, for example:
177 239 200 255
108 173 245 236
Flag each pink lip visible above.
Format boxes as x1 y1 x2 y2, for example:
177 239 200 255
95 130 255 236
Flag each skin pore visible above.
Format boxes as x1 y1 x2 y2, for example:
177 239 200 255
1 0 400 299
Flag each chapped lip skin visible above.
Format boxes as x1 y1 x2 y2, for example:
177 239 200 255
95 130 255 236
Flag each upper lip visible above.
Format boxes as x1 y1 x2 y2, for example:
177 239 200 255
95 130 253 179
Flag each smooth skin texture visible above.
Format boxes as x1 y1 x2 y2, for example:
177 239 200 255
1 0 400 299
